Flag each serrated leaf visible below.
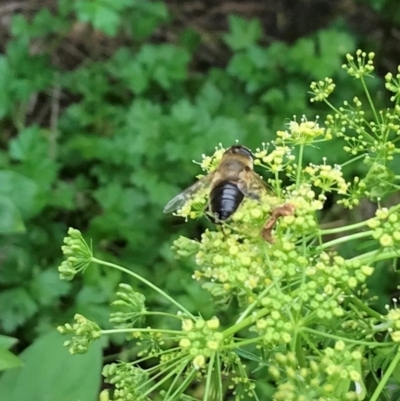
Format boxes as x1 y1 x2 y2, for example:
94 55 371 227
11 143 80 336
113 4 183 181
74 0 125 37
0 288 38 333
29 270 70 307
9 126 48 162
224 15 262 51
0 170 40 218
0 195 25 234
0 56 11 118
0 330 102 401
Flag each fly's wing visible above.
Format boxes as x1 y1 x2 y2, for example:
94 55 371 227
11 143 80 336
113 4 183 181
163 173 215 214
237 169 269 201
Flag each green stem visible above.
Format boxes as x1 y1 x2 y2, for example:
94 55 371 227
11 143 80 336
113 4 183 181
166 367 197 401
360 76 379 124
163 359 190 400
296 144 304 189
143 311 184 320
348 294 382 320
141 357 185 393
223 308 269 338
319 219 370 235
101 328 181 335
203 352 216 401
369 347 400 401
131 347 181 367
220 336 266 349
274 170 282 197
350 249 399 264
92 257 194 318
235 285 273 324
215 352 223 401
318 230 373 250
302 328 390 347
295 333 306 367
340 153 367 168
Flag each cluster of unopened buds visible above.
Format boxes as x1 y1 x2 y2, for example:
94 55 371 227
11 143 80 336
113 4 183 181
57 314 101 354
303 162 348 194
270 343 363 401
276 117 331 144
368 207 400 248
178 317 223 369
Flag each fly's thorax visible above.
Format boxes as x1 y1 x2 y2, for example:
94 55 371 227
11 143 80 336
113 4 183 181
217 154 253 181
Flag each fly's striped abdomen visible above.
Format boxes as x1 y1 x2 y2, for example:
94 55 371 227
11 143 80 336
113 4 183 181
209 181 244 222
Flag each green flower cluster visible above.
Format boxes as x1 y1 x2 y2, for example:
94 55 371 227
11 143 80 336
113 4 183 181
385 67 400 102
368 207 400 248
103 362 150 401
342 50 375 78
270 344 363 401
110 283 147 329
179 317 223 369
58 228 92 281
57 314 101 354
276 118 331 144
56 50 400 401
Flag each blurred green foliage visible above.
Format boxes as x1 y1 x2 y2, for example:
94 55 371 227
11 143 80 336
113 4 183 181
0 0 394 397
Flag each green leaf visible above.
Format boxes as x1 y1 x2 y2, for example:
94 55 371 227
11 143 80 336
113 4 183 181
0 170 40 219
29 270 70 307
9 126 48 162
0 336 18 350
224 15 262 51
0 56 11 118
74 0 131 37
0 347 23 372
0 288 38 333
0 195 25 234
129 1 169 39
0 330 102 401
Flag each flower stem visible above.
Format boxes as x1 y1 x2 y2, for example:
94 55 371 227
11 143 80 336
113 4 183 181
165 367 197 401
340 153 367 168
143 311 184 320
235 285 273 324
92 257 194 318
360 76 379 124
223 308 269 338
318 230 373 250
302 327 390 347
369 347 400 401
203 352 216 401
296 144 304 189
101 328 181 335
348 294 382 320
319 219 370 235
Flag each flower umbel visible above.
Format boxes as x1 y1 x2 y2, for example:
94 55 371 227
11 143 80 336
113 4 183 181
58 228 92 281
57 50 400 401
57 314 101 354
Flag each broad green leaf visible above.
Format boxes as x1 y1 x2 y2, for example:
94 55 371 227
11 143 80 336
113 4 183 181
224 15 262 51
0 336 18 350
74 0 130 37
0 195 25 234
0 288 38 332
0 330 102 401
9 126 48 161
129 0 169 39
0 347 23 372
0 56 11 118
0 170 40 218
29 270 70 307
